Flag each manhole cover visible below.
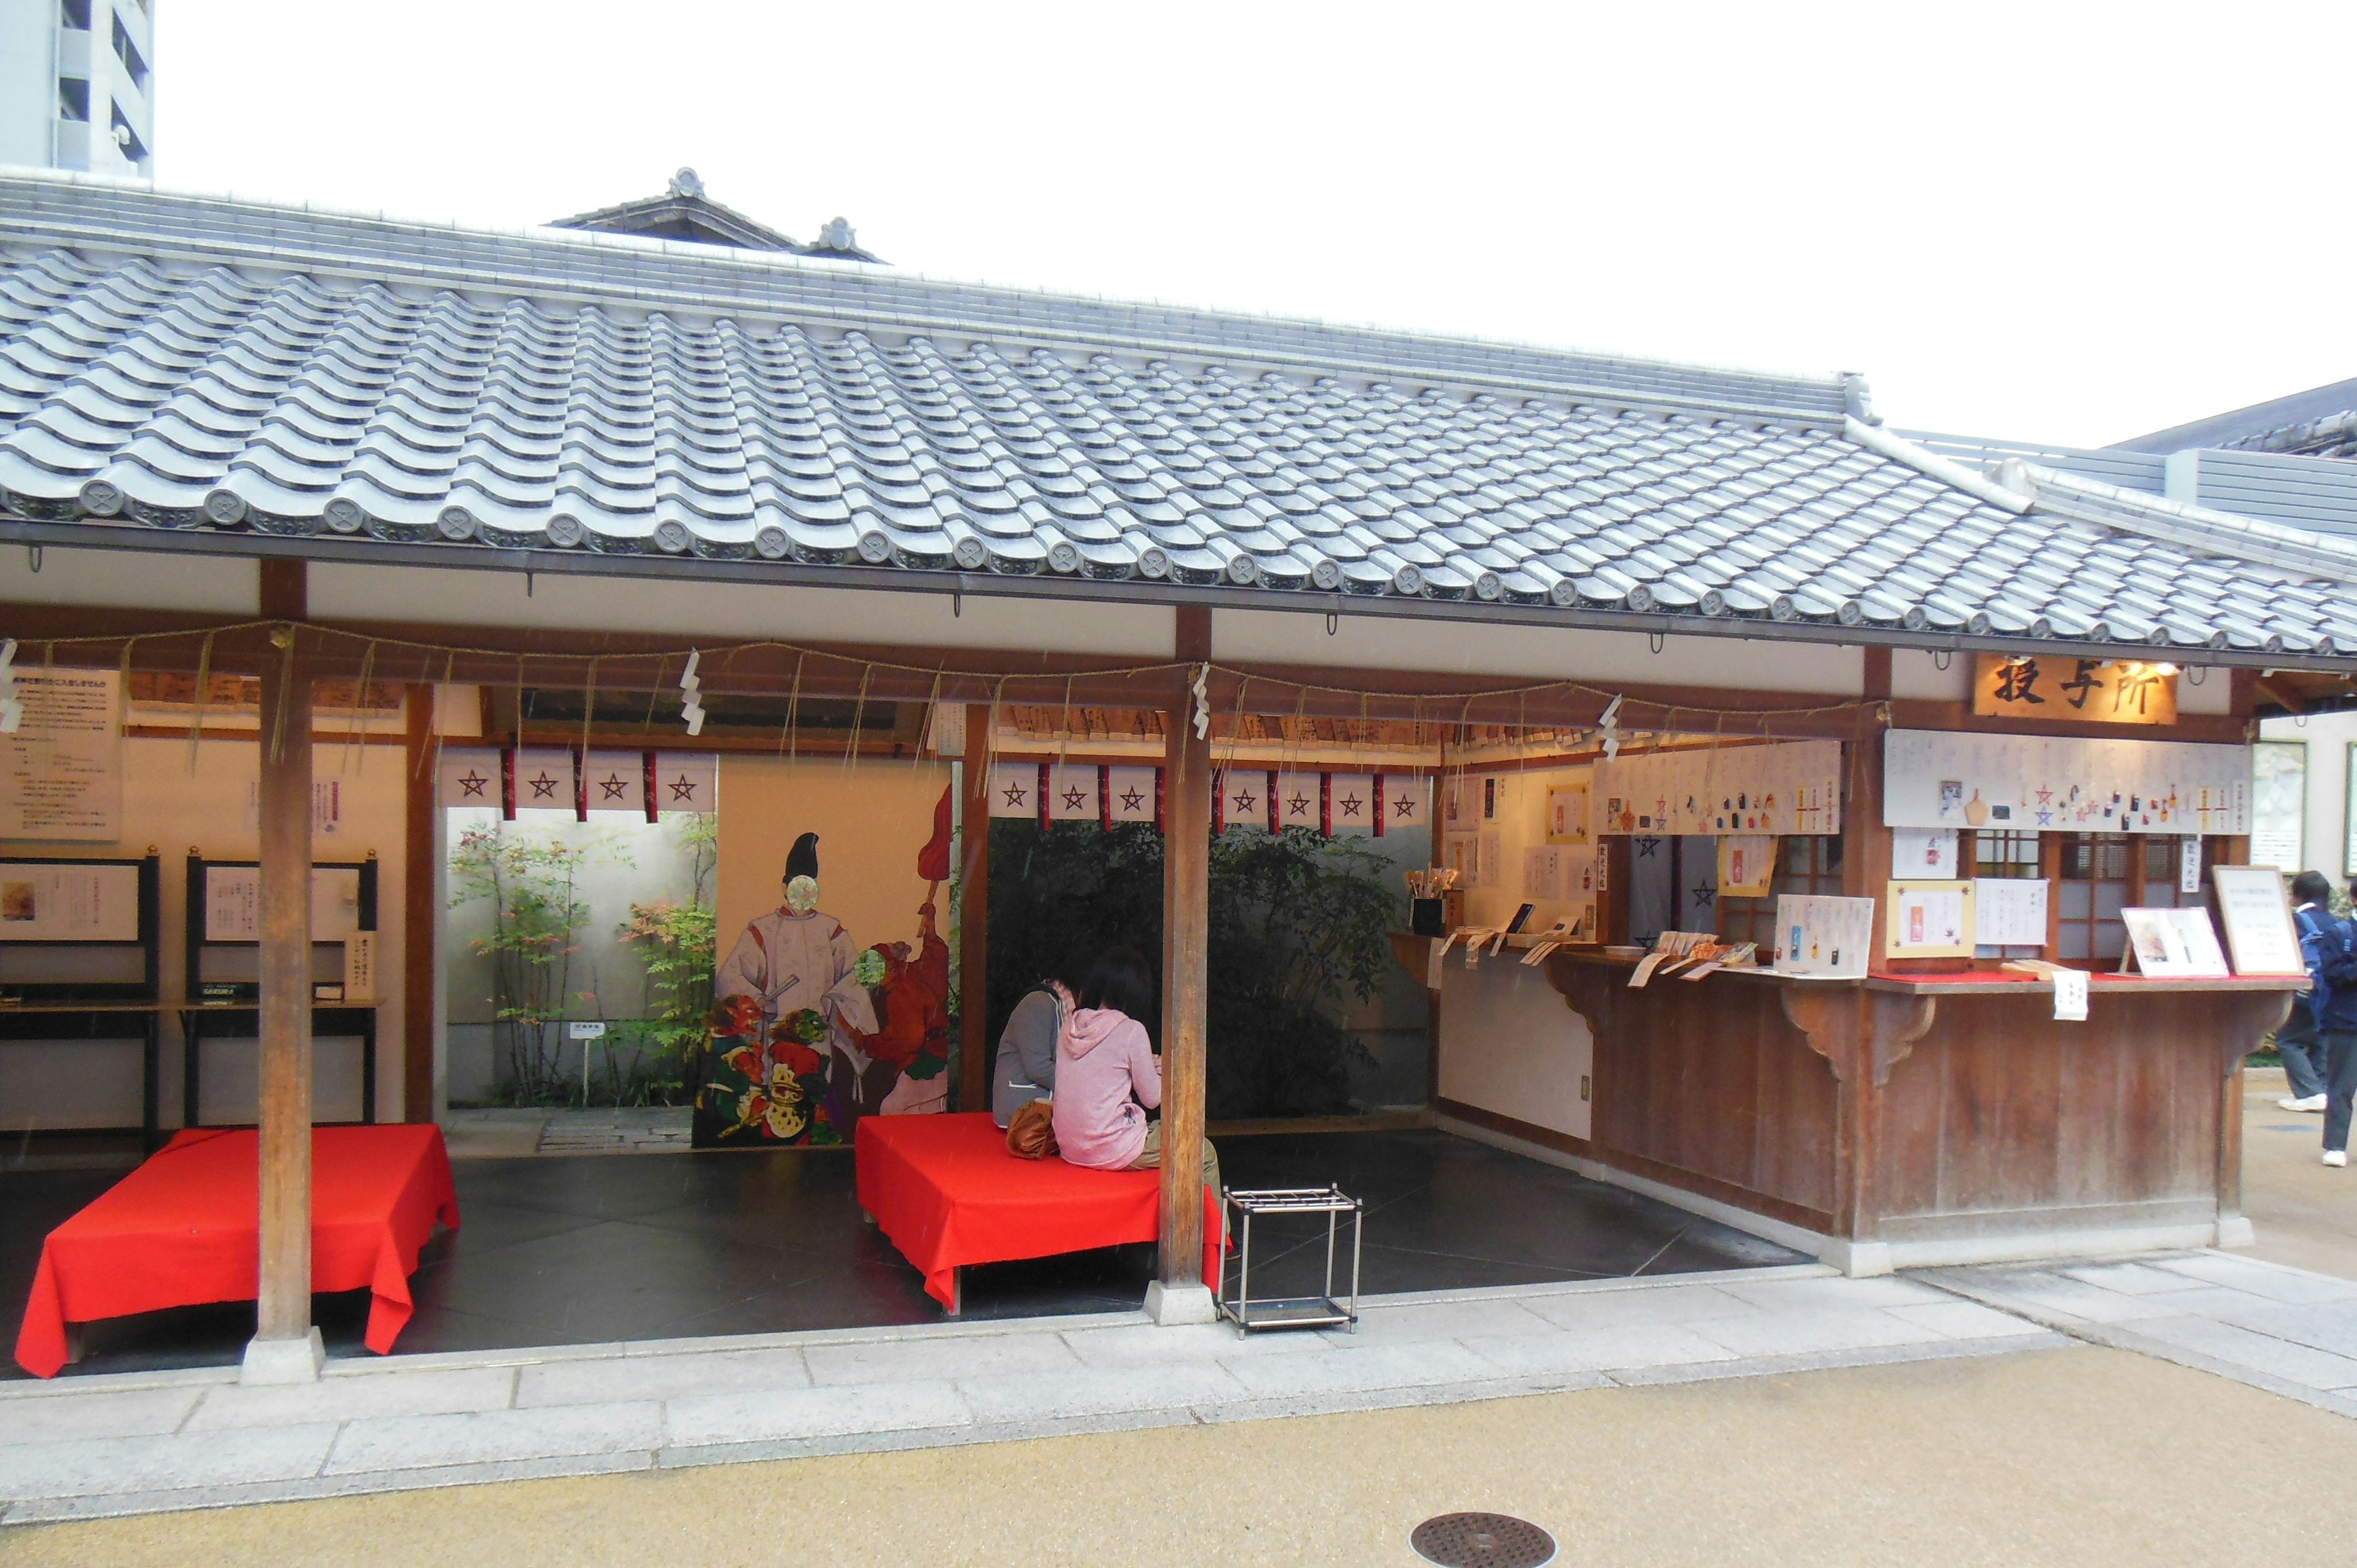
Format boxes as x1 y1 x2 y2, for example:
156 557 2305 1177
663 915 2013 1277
1409 1512 1556 1568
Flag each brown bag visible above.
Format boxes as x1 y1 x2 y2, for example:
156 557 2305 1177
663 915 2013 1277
1007 1098 1057 1160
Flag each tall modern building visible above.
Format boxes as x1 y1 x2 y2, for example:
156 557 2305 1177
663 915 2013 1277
0 0 154 178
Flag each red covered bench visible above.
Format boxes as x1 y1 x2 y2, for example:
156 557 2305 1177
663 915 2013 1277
855 1111 1218 1313
14 1125 459 1378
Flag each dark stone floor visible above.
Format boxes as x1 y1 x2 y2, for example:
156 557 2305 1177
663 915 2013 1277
2 1129 1804 1381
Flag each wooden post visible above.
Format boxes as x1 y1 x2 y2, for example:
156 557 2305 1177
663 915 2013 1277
1846 647 1894 967
1425 767 1444 1110
1151 604 1215 1323
958 701 993 1113
245 558 321 1383
402 684 436 1125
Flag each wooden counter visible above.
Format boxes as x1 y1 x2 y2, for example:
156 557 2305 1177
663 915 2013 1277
1399 933 2299 1271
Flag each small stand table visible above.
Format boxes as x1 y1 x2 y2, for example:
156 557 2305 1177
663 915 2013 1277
1217 1185 1363 1335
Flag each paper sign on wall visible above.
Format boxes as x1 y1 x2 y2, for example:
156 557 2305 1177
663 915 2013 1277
1546 784 1590 844
2179 837 2203 896
1595 740 1842 836
1892 828 1957 878
1972 878 2049 947
343 930 377 1002
1883 729 2249 835
1718 835 1776 897
1 668 123 841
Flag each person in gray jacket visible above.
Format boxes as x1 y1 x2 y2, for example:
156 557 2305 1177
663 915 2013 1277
991 972 1074 1128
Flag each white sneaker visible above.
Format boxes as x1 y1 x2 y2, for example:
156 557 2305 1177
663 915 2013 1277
2283 1095 2330 1112
2326 1150 2348 1168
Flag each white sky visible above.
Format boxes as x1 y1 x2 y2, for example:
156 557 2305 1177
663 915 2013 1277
151 1 2356 448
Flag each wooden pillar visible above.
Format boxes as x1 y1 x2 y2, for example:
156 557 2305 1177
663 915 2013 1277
246 558 320 1383
401 684 436 1125
1425 767 1444 1109
1151 603 1215 1322
1846 647 1894 967
958 701 993 1113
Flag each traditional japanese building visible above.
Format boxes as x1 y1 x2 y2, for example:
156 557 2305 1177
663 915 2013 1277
4 168 2351 1379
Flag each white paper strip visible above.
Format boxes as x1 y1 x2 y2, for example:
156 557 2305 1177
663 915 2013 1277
2052 967 2088 1021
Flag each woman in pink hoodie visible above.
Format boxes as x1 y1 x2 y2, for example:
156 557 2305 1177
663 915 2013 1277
1051 947 1221 1194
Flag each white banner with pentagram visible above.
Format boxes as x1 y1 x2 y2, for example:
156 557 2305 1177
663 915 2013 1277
1272 771 1322 832
1107 766 1158 824
512 747 575 813
651 751 718 814
1046 763 1100 823
1327 773 1377 835
1378 773 1428 830
986 762 1040 818
582 750 648 814
436 746 503 808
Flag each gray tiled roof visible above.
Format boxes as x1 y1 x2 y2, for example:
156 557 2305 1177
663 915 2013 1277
3 172 2356 666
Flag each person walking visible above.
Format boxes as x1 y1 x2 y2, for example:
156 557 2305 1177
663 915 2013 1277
2280 872 2338 1111
2290 873 2357 1167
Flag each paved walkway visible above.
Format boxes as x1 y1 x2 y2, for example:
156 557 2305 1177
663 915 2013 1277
1932 1249 2357 1418
0 1263 2059 1524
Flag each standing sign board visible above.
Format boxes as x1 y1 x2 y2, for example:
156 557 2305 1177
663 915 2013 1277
1772 895 1874 979
2208 863 2307 978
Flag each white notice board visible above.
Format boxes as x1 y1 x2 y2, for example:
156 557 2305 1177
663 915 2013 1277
203 865 365 942
2209 864 2305 978
0 861 141 941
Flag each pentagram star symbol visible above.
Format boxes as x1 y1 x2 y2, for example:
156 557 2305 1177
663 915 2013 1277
457 770 489 798
668 775 698 801
1233 790 1258 814
527 771 560 798
1001 784 1028 808
1119 787 1146 812
1393 796 1414 817
598 774 629 800
1287 792 1312 817
1635 837 1662 858
1690 883 1716 909
1061 787 1087 811
1339 795 1363 816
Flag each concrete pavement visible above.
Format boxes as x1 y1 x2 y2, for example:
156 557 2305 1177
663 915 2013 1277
6 1344 2351 1567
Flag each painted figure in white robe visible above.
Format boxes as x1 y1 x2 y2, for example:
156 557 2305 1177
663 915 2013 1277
713 833 857 1045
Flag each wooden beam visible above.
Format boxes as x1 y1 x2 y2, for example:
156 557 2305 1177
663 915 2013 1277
246 558 319 1383
958 702 993 1114
1155 604 1213 1318
402 684 436 1125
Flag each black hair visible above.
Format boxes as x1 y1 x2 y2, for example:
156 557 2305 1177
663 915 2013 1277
1078 945 1156 1022
2292 870 2332 904
784 832 820 883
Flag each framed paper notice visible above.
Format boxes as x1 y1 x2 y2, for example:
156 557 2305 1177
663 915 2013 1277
2208 863 2306 978
1546 783 1590 844
1718 835 1776 897
1773 894 1874 979
2119 906 2231 979
1887 879 1975 957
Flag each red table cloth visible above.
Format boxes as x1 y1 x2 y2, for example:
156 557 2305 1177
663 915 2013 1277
14 1125 459 1378
856 1112 1219 1310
